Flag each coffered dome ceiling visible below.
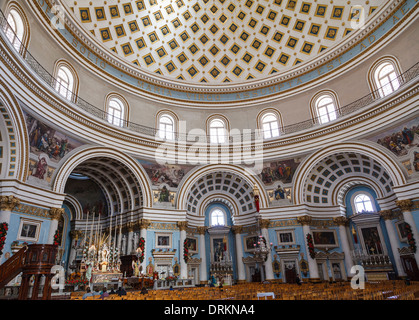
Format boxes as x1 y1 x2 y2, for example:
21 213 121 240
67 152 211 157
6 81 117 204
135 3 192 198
66 0 386 84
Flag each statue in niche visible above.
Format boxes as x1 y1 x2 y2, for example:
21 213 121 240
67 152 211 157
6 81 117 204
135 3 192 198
121 235 126 255
158 185 170 202
274 185 285 200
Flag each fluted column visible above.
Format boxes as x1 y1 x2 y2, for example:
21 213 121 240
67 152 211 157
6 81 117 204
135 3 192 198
197 226 208 284
297 215 319 281
139 219 151 272
126 222 135 254
333 216 354 276
380 210 406 277
232 225 246 283
178 221 188 279
0 196 20 263
396 200 419 265
260 219 275 280
48 208 64 244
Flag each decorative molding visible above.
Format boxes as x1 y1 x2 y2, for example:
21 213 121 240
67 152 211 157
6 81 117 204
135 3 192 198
396 199 413 212
48 207 64 220
379 210 394 221
0 195 20 211
177 221 188 231
297 215 312 226
333 216 349 226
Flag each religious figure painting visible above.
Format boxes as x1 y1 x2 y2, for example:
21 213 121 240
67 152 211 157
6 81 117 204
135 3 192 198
244 235 258 252
137 159 194 188
361 227 384 255
368 117 418 157
312 230 338 247
259 159 300 185
25 112 83 163
212 238 227 262
156 233 171 248
29 155 54 182
185 237 197 253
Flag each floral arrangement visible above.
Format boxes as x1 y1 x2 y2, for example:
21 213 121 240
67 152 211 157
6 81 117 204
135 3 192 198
138 237 145 263
166 276 177 282
306 233 316 259
183 239 189 263
53 229 60 246
0 222 8 257
65 278 89 287
405 223 417 253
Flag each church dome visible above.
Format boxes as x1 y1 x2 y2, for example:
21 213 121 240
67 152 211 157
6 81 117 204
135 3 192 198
64 0 386 84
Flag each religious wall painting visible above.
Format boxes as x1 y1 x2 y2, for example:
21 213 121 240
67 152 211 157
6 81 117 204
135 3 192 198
153 185 176 205
25 112 84 163
185 237 197 254
312 230 338 248
360 226 384 255
28 154 55 183
137 159 194 188
212 237 227 262
259 158 301 185
413 151 419 173
276 229 296 245
395 221 408 242
155 232 172 248
367 117 418 157
17 218 42 242
244 235 258 252
268 185 292 202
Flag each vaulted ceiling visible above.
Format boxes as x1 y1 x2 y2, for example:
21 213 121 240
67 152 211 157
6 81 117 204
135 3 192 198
65 0 386 84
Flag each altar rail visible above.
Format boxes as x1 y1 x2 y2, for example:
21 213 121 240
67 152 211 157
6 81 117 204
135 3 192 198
0 10 418 141
153 278 195 290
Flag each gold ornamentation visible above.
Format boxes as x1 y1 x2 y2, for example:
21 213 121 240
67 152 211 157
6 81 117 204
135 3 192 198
70 230 83 239
396 200 413 212
297 215 312 226
139 219 151 230
333 216 349 226
379 210 394 221
259 219 271 229
127 222 136 232
177 221 188 231
231 225 243 234
0 196 20 211
49 208 64 220
196 226 207 235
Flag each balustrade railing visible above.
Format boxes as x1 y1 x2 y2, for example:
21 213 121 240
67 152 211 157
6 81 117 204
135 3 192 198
0 9 418 143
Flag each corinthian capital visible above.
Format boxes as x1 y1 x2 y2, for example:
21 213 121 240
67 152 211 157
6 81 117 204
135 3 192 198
333 216 349 226
396 200 413 212
139 219 151 230
297 215 312 226
196 226 207 235
49 207 64 220
259 219 271 229
379 210 394 221
231 225 243 234
0 195 20 211
177 221 188 231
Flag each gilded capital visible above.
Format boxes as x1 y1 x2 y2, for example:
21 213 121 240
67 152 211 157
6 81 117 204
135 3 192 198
127 221 136 232
49 208 64 220
379 210 394 221
70 230 83 239
396 200 413 212
139 219 151 230
196 226 207 235
177 221 188 231
297 215 312 226
0 195 20 211
231 225 243 234
333 216 349 226
259 219 271 229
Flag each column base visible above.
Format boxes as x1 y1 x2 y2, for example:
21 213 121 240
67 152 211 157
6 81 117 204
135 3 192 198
200 281 208 285
308 278 321 283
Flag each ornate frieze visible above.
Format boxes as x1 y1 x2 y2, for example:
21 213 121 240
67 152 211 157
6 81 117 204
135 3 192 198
333 216 349 226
